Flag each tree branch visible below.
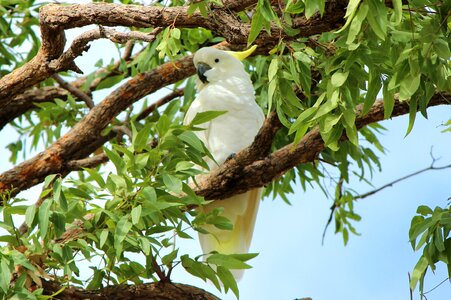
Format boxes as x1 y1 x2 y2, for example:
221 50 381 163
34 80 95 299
354 162 451 200
0 1 349 106
41 280 220 300
52 74 94 109
0 55 196 197
0 87 69 130
193 92 451 200
137 88 185 121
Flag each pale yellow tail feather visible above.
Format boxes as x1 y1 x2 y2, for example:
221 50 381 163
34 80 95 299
199 188 262 280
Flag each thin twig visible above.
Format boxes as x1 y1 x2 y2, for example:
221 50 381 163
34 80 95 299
321 159 451 244
152 258 168 283
421 277 450 297
52 74 95 109
322 176 343 245
137 88 185 121
67 153 109 171
354 163 451 200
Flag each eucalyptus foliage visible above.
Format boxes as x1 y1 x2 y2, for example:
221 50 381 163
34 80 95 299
0 0 450 299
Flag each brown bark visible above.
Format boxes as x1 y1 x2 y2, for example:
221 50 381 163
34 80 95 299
193 92 451 200
1 0 350 112
0 55 195 196
0 0 350 197
41 280 220 300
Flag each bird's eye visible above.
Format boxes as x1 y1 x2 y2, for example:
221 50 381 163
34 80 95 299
214 58 220 63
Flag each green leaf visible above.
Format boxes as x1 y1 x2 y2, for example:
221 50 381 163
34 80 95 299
391 0 403 25
289 107 316 135
229 253 259 262
335 0 362 33
87 269 104 290
178 131 204 153
207 253 252 269
181 255 207 280
53 179 67 211
190 111 227 125
162 249 178 266
114 216 132 257
314 90 339 120
39 199 51 239
133 122 153 152
0 258 10 293
217 266 239 298
85 168 106 188
259 0 281 27
399 74 420 101
104 147 125 175
434 227 445 252
366 0 387 40
162 174 183 194
305 0 325 18
363 70 382 114
200 263 221 289
346 2 368 44
268 58 279 82
25 204 36 227
416 205 433 216
382 84 395 119
99 229 108 248
11 250 36 272
131 205 142 225
96 75 124 90
410 256 428 291
51 212 66 238
171 28 181 39
331 71 349 87
248 10 265 45
405 95 417 136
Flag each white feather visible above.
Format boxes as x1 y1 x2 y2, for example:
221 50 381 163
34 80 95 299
184 47 264 280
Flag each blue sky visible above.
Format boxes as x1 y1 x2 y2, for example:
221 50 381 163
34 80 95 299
1 9 450 298
170 104 451 300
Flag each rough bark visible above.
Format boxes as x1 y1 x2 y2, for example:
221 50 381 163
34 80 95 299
0 0 349 197
41 280 220 300
0 1 448 299
193 92 451 199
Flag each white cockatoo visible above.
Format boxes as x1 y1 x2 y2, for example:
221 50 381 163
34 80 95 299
184 46 264 280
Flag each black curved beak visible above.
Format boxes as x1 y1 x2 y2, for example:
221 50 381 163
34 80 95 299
196 62 212 84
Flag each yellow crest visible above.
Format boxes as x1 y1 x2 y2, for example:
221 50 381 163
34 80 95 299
225 45 257 61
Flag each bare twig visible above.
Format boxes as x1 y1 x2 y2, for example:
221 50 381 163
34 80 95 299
66 153 108 171
421 277 450 298
322 176 343 245
52 74 94 109
49 27 162 73
152 258 169 283
321 157 451 244
137 88 185 121
354 162 451 200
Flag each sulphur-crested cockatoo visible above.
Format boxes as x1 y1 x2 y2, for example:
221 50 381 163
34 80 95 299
184 46 264 280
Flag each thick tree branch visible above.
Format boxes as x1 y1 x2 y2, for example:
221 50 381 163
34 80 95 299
41 280 220 300
0 87 69 130
0 1 349 106
193 92 451 200
0 55 196 197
